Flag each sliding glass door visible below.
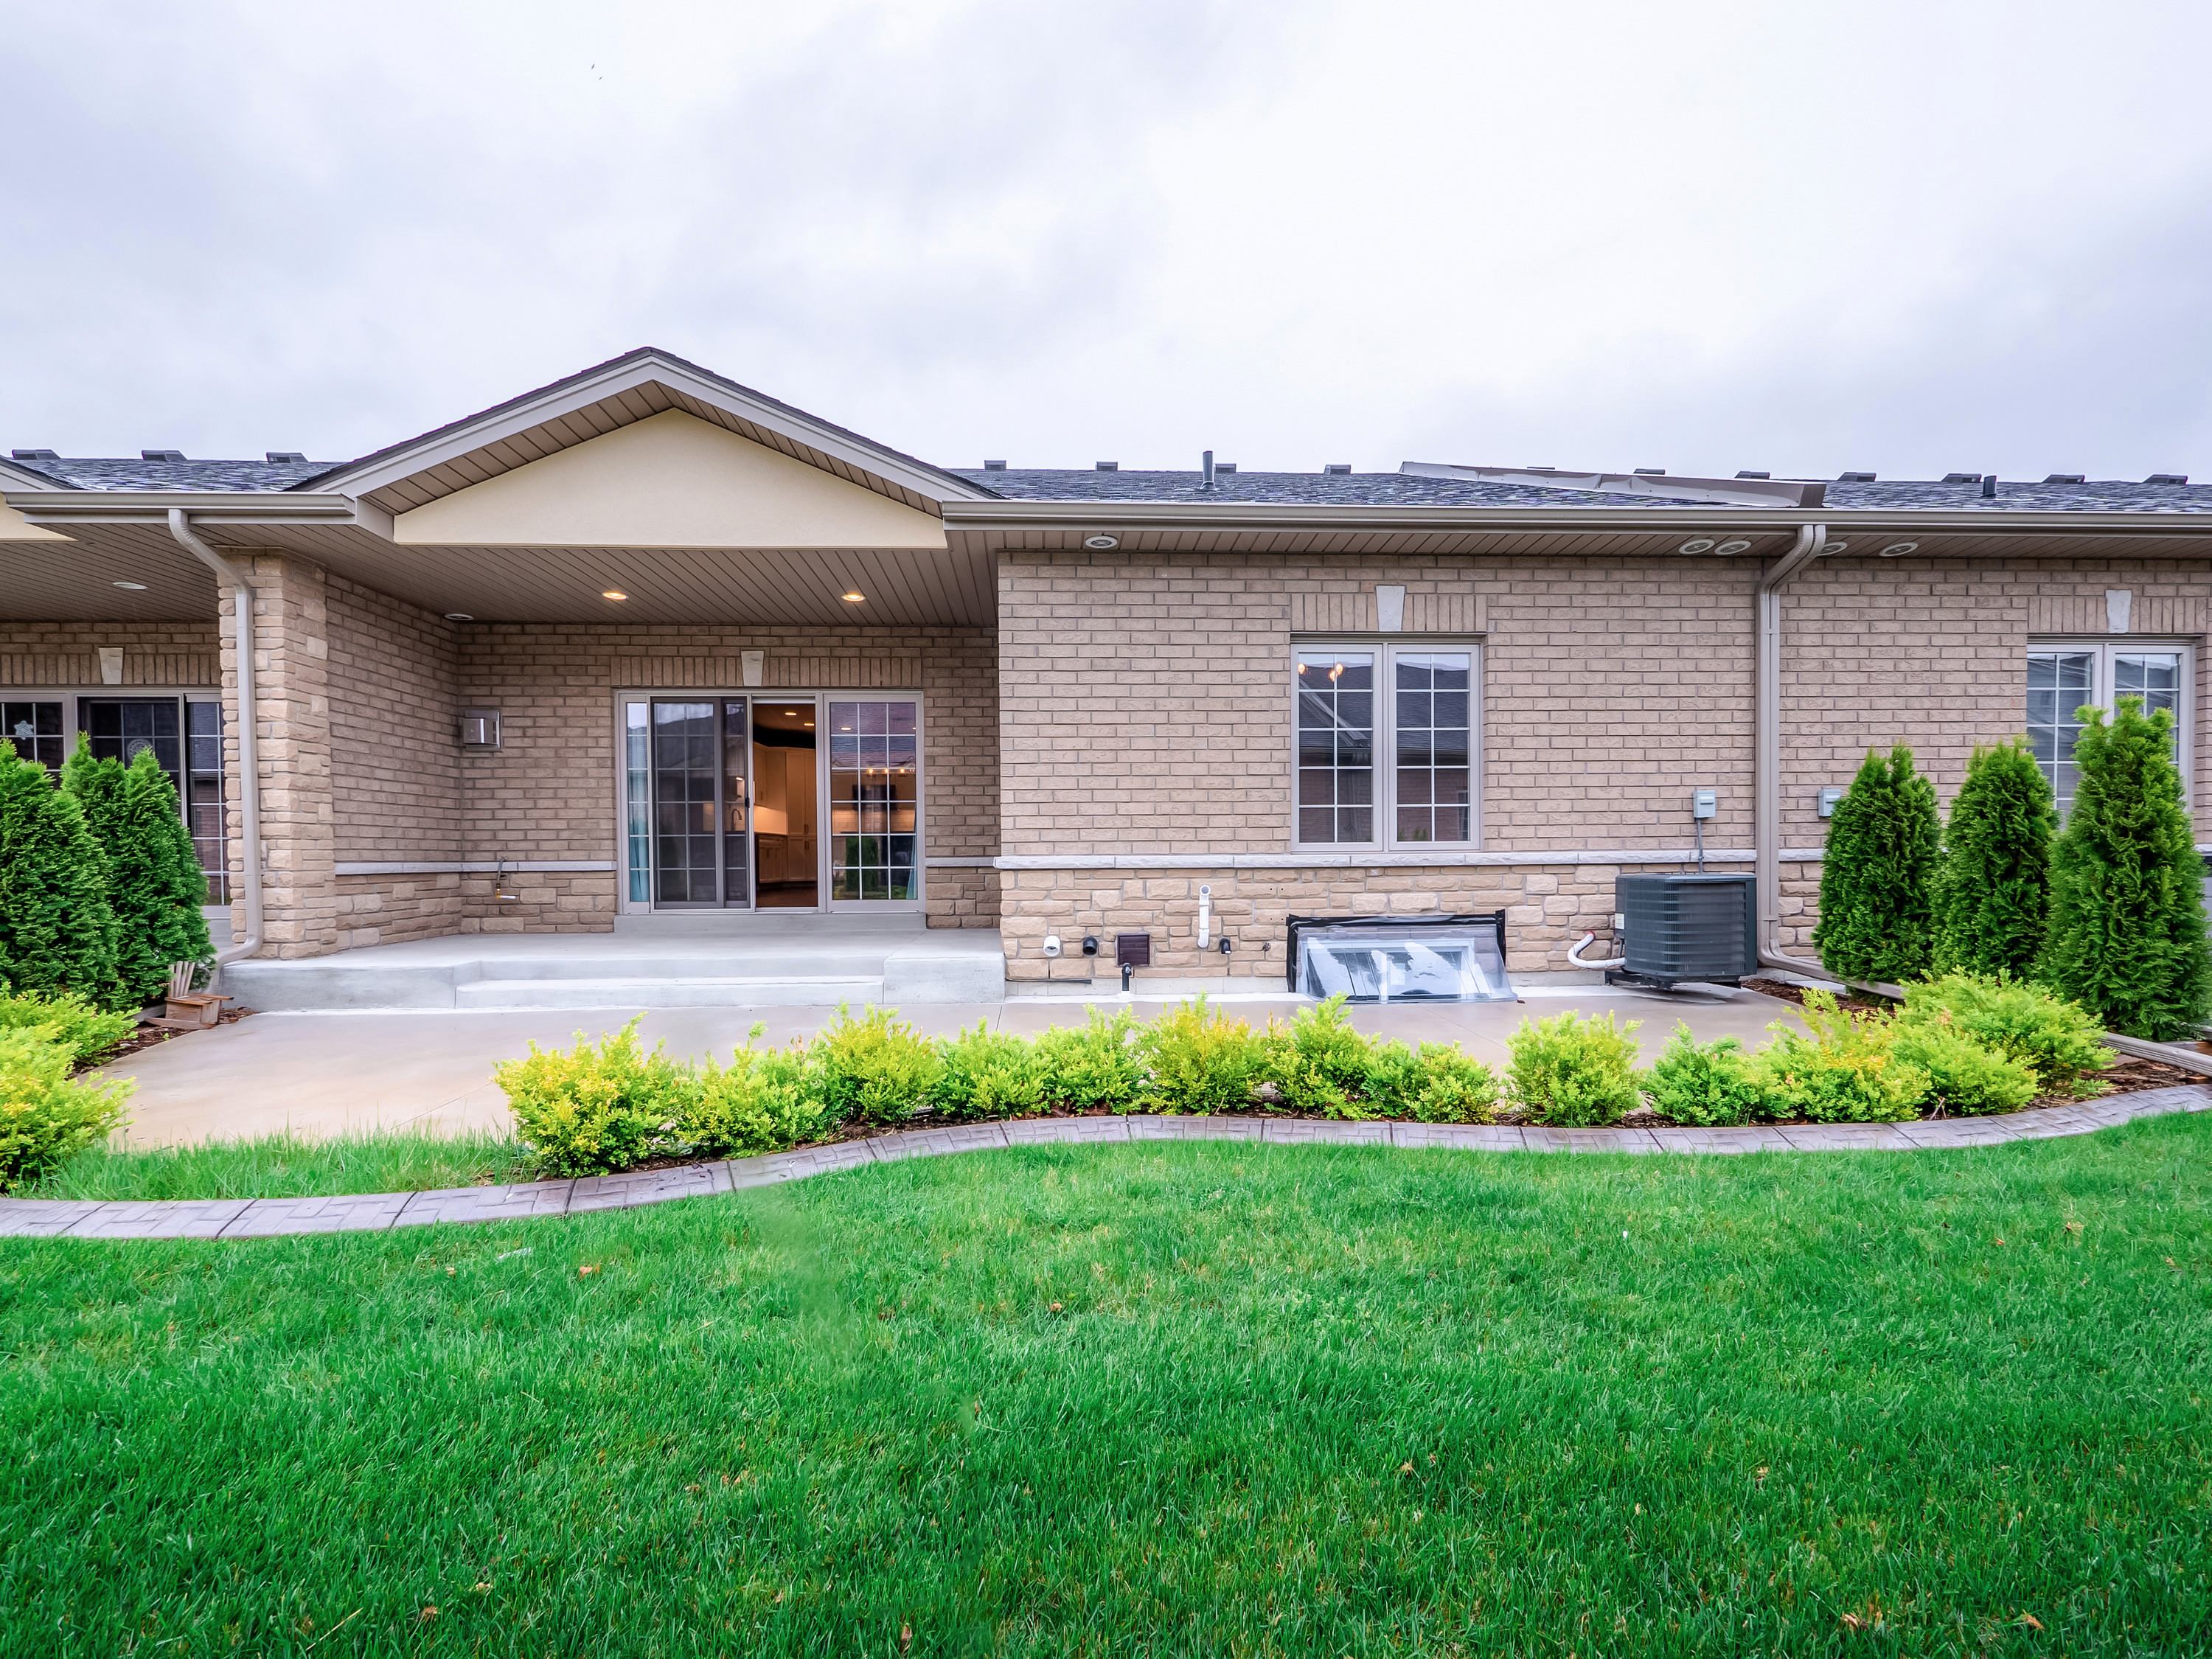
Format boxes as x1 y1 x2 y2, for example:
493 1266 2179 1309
619 691 920 914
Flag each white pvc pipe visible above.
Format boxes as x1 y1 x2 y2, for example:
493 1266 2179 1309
1567 931 1626 970
167 510 262 965
1197 883 1212 950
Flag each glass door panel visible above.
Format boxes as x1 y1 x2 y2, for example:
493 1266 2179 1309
721 700 752 909
828 699 918 902
650 701 720 905
751 700 820 908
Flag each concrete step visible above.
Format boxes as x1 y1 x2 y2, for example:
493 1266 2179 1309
459 951 894 981
454 975 884 1010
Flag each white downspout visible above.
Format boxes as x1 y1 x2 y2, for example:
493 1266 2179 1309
167 510 263 964
1756 523 1828 973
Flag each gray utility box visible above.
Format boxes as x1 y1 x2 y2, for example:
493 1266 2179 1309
1613 874 1757 987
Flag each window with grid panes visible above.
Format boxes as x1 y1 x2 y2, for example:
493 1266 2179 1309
2026 642 2191 815
1295 643 1478 849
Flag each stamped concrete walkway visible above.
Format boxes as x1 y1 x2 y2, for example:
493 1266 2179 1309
5 1085 2205 1243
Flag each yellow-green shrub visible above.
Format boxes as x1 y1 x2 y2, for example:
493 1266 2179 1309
1034 1007 1147 1112
931 1021 1050 1121
1139 996 1260 1114
0 989 137 1065
0 1028 131 1191
1753 991 1925 1123
1890 1018 2039 1115
1645 1025 1768 1127
1408 1043 1502 1123
684 1024 832 1155
815 1004 940 1125
494 1016 692 1177
1259 996 1375 1118
1897 971 2109 1096
1506 1010 1644 1125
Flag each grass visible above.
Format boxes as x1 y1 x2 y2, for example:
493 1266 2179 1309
2 1124 2209 1656
22 1129 534 1202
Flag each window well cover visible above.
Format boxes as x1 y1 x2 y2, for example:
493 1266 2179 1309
1286 911 1513 1003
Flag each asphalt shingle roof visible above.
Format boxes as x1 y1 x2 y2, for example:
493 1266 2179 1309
13 449 2212 515
947 469 2212 513
4 456 337 492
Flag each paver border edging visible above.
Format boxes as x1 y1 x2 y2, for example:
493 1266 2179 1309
5 1085 2208 1242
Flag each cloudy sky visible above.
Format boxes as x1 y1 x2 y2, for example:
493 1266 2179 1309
8 0 2212 481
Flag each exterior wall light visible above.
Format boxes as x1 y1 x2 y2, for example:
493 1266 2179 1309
1084 535 1119 549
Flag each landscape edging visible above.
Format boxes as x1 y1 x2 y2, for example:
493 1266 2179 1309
4 1085 2207 1243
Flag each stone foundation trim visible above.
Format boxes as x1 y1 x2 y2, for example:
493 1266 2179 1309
993 849 1826 870
334 860 618 875
6 1087 2202 1242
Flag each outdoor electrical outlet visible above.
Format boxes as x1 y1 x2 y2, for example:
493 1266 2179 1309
1818 787 1844 818
1691 788 1717 820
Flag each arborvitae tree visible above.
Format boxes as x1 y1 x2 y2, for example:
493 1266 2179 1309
0 743 120 1003
64 743 215 1006
1935 739 2056 977
2039 698 2212 1039
1811 744 1941 984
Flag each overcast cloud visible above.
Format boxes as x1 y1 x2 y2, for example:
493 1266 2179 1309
7 0 2212 481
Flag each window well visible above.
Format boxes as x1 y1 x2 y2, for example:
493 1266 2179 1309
1285 911 1514 1002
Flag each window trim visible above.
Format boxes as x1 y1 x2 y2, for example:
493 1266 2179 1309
2026 637 2195 810
1289 638 1483 852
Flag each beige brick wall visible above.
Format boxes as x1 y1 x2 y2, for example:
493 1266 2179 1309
454 622 999 931
997 549 2212 976
0 622 220 687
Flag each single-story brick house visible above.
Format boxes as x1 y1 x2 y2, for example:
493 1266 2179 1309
4 347 2206 998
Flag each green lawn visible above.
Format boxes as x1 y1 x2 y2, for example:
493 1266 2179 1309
25 1129 533 1203
2 1124 2208 1656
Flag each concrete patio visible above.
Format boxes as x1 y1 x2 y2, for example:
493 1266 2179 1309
100 982 1803 1147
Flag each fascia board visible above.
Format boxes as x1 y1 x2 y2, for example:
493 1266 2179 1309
313 358 996 507
942 499 2212 538
0 458 71 491
2 491 365 526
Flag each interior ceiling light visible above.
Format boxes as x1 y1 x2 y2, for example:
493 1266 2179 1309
841 591 865 602
1877 541 1919 558
444 612 473 621
601 589 628 601
111 580 148 590
1084 534 1119 549
1677 538 1716 554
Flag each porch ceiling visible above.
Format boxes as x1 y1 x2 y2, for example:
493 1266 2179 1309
0 521 995 627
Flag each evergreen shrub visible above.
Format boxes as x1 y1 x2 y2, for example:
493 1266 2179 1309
930 1021 1050 1121
2039 698 2212 1040
1033 1008 1147 1112
1505 1009 1643 1125
0 1027 133 1191
0 744 120 1005
1897 971 2108 1096
1259 996 1376 1118
1935 740 2054 977
684 1023 830 1156
1812 745 1941 984
81 745 214 1006
1405 1043 1502 1123
1644 1024 1767 1127
1888 1019 2039 1116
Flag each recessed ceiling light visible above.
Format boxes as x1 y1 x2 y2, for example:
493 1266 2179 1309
1877 541 1919 558
111 580 148 591
841 591 865 602
1677 538 1716 555
804 722 814 728
444 612 473 622
1713 539 1753 556
1084 534 1119 549
602 589 628 601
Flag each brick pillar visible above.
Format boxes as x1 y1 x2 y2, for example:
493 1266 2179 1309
219 552 338 958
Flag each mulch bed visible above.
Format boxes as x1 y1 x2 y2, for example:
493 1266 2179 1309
86 1006 258 1072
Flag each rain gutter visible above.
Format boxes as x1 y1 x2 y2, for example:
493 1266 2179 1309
166 510 263 966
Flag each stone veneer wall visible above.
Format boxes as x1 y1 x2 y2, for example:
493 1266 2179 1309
995 549 2212 981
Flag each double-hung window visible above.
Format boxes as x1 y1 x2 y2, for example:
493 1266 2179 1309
1294 641 1479 849
2026 641 2192 815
